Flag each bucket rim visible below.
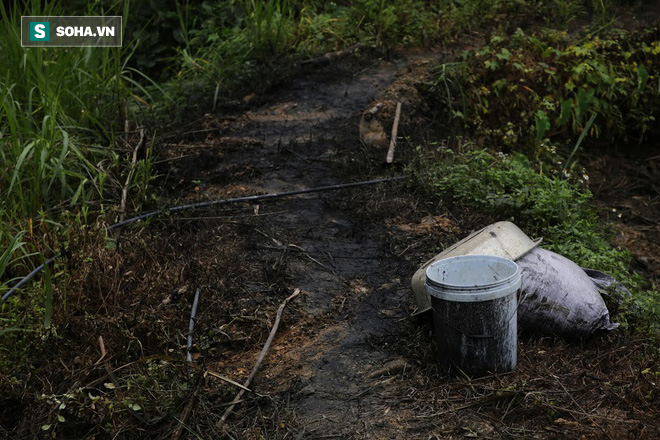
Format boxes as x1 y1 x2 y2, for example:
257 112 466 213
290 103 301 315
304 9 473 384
425 255 521 302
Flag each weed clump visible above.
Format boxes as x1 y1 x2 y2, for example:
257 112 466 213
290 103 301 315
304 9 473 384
0 1 156 286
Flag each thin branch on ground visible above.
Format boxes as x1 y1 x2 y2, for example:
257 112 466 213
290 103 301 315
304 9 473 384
386 102 402 164
119 128 146 222
187 288 202 362
205 370 253 393
171 373 204 440
93 336 107 366
216 288 302 430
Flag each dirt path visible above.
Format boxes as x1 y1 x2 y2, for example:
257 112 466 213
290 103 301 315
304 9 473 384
148 55 659 439
217 59 414 437
159 57 428 437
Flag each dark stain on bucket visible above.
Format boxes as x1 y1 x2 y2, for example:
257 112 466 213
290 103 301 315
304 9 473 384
425 255 521 377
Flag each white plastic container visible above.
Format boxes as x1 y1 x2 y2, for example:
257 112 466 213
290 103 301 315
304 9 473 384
426 255 521 376
412 221 539 315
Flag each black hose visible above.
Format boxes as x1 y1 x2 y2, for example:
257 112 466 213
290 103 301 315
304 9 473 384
108 176 404 230
1 256 58 303
1 176 405 303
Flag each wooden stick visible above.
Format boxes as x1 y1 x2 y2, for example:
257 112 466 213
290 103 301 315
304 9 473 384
216 288 301 429
171 374 204 440
386 102 402 164
206 370 252 392
119 128 145 222
93 336 106 366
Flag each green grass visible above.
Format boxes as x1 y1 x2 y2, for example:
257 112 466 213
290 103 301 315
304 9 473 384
0 0 450 343
1 0 653 333
414 1 660 329
0 0 657 437
0 0 156 290
0 1 158 388
138 0 627 116
158 0 446 113
418 147 659 330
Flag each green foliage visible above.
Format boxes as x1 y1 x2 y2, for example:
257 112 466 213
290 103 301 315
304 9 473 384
342 0 443 48
0 232 26 283
439 0 607 33
423 148 658 328
428 149 593 238
122 0 188 79
154 0 638 115
425 26 660 153
161 0 299 110
0 0 157 290
33 360 195 438
161 0 446 112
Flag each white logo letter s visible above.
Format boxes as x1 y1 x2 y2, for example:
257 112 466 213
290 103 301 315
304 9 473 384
35 24 45 39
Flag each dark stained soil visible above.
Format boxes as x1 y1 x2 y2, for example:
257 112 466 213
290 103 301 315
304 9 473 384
587 151 660 285
141 53 658 439
2 51 658 440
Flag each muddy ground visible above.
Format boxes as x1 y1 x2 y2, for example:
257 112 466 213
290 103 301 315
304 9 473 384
136 52 658 439
4 49 659 439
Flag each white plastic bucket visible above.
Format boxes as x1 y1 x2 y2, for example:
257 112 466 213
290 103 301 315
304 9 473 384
411 221 540 315
425 255 521 376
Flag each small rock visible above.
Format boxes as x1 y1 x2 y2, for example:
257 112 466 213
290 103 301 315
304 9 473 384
369 358 410 378
298 385 315 396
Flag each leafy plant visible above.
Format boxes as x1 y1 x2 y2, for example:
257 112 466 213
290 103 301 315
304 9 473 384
0 232 25 283
425 26 660 156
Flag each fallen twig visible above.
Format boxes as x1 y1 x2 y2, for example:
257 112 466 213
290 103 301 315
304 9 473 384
216 288 302 429
287 244 336 275
553 374 614 440
119 128 145 222
206 370 253 392
386 102 402 164
416 391 518 418
93 336 107 366
187 288 202 362
171 373 204 440
258 241 336 274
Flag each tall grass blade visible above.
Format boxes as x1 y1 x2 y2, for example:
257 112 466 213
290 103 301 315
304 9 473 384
0 232 24 281
565 113 597 174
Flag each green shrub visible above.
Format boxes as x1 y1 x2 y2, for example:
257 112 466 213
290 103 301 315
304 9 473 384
165 0 446 111
425 27 660 153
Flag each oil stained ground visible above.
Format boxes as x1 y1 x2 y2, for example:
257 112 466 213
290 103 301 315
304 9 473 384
155 54 659 440
160 57 433 438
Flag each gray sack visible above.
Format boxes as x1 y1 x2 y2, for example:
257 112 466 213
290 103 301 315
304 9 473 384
516 247 627 338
